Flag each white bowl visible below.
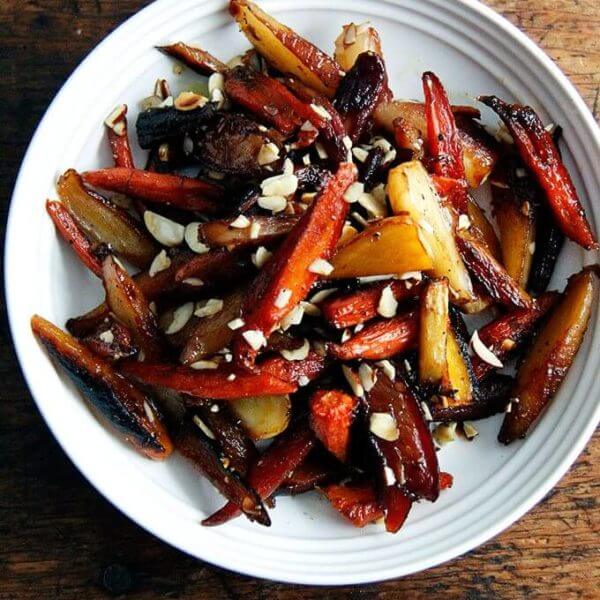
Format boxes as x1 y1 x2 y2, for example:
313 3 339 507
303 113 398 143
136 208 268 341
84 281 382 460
5 0 600 585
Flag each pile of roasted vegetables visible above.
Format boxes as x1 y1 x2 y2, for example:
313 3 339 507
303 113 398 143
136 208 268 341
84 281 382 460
31 0 598 532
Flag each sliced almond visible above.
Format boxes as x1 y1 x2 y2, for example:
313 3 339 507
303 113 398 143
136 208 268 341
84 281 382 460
462 422 479 440
208 72 225 94
260 173 298 197
376 359 396 381
193 415 216 440
104 105 127 136
257 142 280 166
310 103 332 121
433 422 457 446
227 318 245 330
369 412 399 441
184 222 209 254
258 195 287 213
358 192 386 218
165 302 194 334
149 249 171 277
343 181 364 203
190 360 219 370
252 246 273 268
309 258 334 276
274 288 292 309
280 304 305 330
242 329 267 351
471 330 504 368
377 285 398 318
230 214 251 229
457 214 471 231
342 365 364 397
144 211 184 246
352 147 369 163
194 298 224 318
358 363 377 392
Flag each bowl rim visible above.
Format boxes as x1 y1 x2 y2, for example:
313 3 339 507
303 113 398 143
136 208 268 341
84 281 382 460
5 0 600 585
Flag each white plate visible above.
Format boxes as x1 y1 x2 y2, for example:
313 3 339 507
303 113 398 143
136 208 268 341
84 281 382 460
5 0 600 585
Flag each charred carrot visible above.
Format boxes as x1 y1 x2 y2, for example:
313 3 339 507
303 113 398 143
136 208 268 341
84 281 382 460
158 42 228 74
328 310 418 361
309 390 358 462
334 52 388 143
120 362 296 399
499 267 598 443
82 168 223 212
202 423 316 526
422 72 468 213
176 418 269 525
102 256 163 362
233 163 357 370
364 371 440 502
46 200 104 277
104 105 135 169
480 96 597 250
472 292 558 380
31 315 172 460
321 280 422 329
456 232 532 309
224 66 337 138
57 169 156 269
192 403 258 477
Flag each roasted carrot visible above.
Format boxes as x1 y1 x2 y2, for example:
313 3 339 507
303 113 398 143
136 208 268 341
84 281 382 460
480 96 597 250
259 352 326 386
104 104 135 169
363 371 440 502
46 200 104 277
121 361 297 399
282 452 337 494
173 248 247 284
456 232 532 309
191 404 259 477
320 280 423 329
158 42 228 74
31 315 172 460
233 163 357 370
334 52 388 142
328 310 418 361
322 481 384 527
57 169 156 269
422 72 469 213
203 423 316 526
472 292 558 380
309 390 358 462
102 256 163 362
229 0 342 97
82 168 223 212
194 215 301 250
176 418 268 525
225 67 312 136
499 267 598 443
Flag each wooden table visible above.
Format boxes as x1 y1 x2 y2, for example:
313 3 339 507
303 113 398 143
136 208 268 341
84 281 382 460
1 1 598 597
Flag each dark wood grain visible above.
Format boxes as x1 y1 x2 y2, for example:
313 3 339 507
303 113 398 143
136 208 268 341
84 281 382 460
0 1 598 598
